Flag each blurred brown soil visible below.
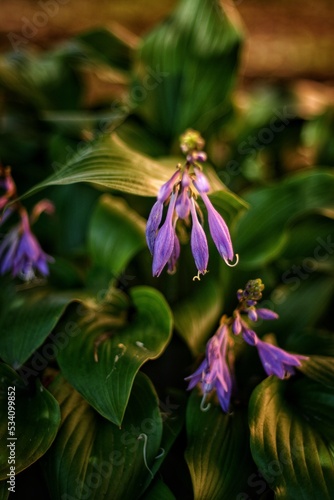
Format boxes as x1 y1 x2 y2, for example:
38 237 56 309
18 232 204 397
0 0 333 81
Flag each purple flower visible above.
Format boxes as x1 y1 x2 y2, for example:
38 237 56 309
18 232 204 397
146 167 237 277
146 130 238 277
185 324 233 412
199 192 238 267
241 328 308 379
152 193 178 277
158 170 181 203
167 232 180 274
0 212 53 280
146 200 164 254
190 198 208 278
256 308 279 320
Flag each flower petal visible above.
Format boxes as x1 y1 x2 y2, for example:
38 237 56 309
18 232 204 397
200 192 235 264
146 200 164 254
190 199 208 276
152 193 178 277
256 308 279 320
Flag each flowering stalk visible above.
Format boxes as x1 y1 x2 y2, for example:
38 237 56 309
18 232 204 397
185 279 308 413
146 129 238 279
0 164 54 280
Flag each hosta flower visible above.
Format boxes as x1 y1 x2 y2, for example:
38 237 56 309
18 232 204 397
185 324 233 412
146 130 238 278
241 328 308 379
0 210 53 280
186 279 308 413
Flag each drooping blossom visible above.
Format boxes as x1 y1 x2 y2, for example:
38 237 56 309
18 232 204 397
0 165 54 280
0 210 54 280
232 279 308 379
241 327 308 378
146 130 238 278
185 279 308 413
185 323 233 412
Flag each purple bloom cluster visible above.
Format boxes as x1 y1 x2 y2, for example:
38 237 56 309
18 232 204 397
0 166 54 281
186 279 308 413
0 211 54 280
185 323 232 412
146 130 238 278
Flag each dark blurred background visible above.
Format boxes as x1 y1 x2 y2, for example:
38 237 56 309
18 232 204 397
1 0 334 80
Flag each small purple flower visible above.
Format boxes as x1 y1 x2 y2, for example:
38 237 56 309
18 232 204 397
0 211 53 280
158 170 181 203
167 232 180 274
146 200 164 254
256 308 279 320
241 328 308 378
190 198 208 278
185 324 233 412
152 193 178 277
199 192 238 266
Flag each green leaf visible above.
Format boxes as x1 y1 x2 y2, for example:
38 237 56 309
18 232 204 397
88 194 146 277
174 277 223 355
0 481 9 500
234 171 334 268
268 276 334 339
0 285 83 368
298 356 334 389
249 377 334 499
21 134 228 200
0 364 60 480
185 390 252 500
43 372 163 500
75 28 135 72
289 378 334 441
142 478 176 500
0 51 82 110
20 134 176 199
133 0 243 140
57 286 172 425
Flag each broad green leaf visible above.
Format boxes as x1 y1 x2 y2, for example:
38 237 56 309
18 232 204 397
43 372 163 500
234 171 334 268
88 194 146 277
21 134 229 201
143 478 176 500
267 276 334 339
298 356 334 389
289 378 334 441
0 481 9 500
0 364 60 480
21 134 170 199
75 28 135 71
286 329 334 358
280 214 334 268
174 277 223 355
133 0 243 140
0 51 81 110
185 390 252 500
249 377 334 499
57 286 172 425
0 285 84 368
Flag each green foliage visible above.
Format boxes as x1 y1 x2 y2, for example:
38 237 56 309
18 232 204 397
0 364 60 479
0 0 333 497
185 390 252 499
